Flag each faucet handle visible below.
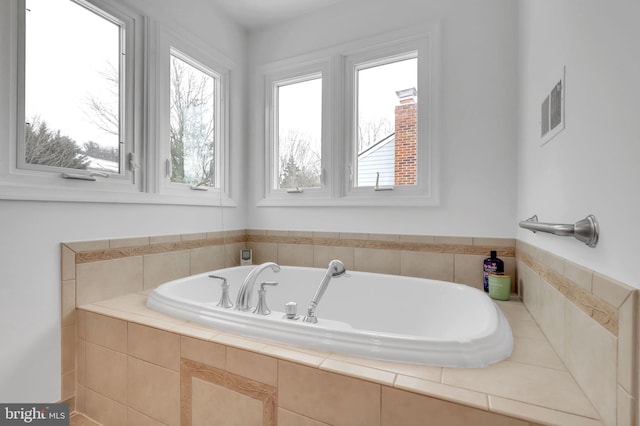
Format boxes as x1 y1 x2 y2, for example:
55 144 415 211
210 275 233 308
253 281 278 315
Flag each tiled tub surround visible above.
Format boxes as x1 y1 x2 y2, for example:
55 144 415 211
76 294 600 426
60 230 638 424
516 241 638 426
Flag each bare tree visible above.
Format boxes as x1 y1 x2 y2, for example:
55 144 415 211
83 61 119 137
278 129 321 188
170 56 215 185
358 117 393 153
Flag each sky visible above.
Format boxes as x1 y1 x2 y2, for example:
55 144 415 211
25 0 120 149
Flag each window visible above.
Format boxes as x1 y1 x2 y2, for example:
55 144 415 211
354 54 418 188
156 30 231 201
169 50 219 188
274 75 322 191
19 0 133 181
260 29 438 206
263 58 332 201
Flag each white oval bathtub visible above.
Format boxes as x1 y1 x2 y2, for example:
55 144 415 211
146 264 513 368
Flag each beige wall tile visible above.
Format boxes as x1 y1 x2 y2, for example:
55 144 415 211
617 385 635 426
434 236 473 245
278 243 314 267
224 242 247 267
224 243 247 268
400 251 454 281
247 242 277 264
398 234 436 244
508 337 565 371
563 260 593 292
127 409 165 426
65 240 109 253
76 256 143 306
62 245 76 281
382 386 527 426
394 375 487 410
190 245 225 275
340 232 368 241
84 388 127 426
442 361 600 419
354 248 400 275
537 280 565 359
149 234 181 245
77 310 86 341
314 245 354 271
564 301 617 426
320 358 396 386
62 280 76 327
143 250 190 290
191 377 264 426
313 231 340 240
472 237 516 247
278 360 380 426
518 262 541 321
181 232 207 242
329 353 441 383
453 254 484 289
84 312 127 352
127 357 180 426
75 384 86 416
128 323 180 371
278 408 330 426
488 396 604 426
617 292 637 394
110 236 149 249
61 370 75 401
226 347 277 387
85 342 127 404
77 339 86 386
61 324 75 374
181 336 225 369
592 273 634 308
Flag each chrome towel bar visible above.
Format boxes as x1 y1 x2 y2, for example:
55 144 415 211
519 214 599 248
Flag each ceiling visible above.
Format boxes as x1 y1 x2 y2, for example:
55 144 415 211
212 0 349 29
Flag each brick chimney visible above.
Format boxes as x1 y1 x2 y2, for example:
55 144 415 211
394 88 417 185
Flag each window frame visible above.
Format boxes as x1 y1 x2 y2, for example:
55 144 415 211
153 25 232 205
261 57 334 203
7 0 143 197
344 40 431 202
257 27 440 207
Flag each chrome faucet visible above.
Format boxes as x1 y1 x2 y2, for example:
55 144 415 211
235 262 280 311
303 260 346 323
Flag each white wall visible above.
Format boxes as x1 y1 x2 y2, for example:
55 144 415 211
0 0 247 402
247 0 519 237
517 0 640 288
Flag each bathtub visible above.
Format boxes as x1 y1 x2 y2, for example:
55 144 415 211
147 264 513 368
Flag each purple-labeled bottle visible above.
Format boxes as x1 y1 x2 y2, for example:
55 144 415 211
483 250 504 292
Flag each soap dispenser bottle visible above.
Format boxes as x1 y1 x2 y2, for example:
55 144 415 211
483 250 504 292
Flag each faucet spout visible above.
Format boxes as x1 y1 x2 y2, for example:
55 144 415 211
235 262 280 311
303 260 346 323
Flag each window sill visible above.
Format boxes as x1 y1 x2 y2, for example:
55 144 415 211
0 181 237 207
257 195 439 207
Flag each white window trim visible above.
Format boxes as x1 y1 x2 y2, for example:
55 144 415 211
0 1 237 207
256 25 441 207
1 0 145 201
261 57 334 203
150 23 234 206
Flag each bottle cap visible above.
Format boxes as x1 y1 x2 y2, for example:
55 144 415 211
490 250 497 257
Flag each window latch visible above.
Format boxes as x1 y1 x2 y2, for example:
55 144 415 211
286 188 304 193
61 172 109 181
